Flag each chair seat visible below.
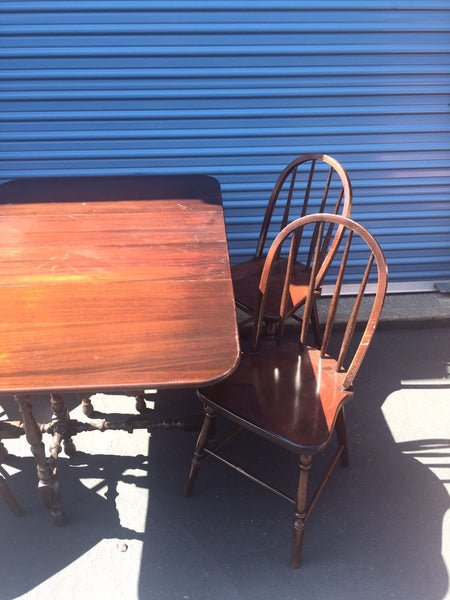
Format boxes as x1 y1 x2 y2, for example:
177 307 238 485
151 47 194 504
198 340 352 453
232 258 313 319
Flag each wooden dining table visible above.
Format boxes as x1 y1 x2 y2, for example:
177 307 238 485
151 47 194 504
0 174 240 523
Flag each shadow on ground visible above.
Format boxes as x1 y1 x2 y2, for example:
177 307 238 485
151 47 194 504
0 324 448 600
139 325 449 600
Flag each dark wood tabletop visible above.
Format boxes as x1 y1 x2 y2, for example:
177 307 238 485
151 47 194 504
0 175 240 395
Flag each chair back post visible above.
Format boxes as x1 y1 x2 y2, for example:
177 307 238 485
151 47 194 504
300 221 325 345
340 226 388 388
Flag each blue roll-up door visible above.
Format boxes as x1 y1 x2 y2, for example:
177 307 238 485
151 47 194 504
1 1 449 290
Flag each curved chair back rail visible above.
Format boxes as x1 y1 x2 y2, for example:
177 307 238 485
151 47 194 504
256 153 353 258
254 213 388 389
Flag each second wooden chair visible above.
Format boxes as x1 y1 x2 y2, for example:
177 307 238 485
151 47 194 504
232 154 352 341
185 213 388 568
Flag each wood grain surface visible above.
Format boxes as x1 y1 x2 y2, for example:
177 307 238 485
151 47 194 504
0 177 239 394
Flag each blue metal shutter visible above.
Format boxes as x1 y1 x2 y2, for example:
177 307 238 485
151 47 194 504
1 1 449 290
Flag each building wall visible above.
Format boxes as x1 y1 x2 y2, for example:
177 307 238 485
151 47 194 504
1 1 449 289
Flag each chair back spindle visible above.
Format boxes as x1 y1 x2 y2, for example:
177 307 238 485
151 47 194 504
252 214 388 390
300 221 325 345
280 165 300 231
321 228 356 351
255 154 352 260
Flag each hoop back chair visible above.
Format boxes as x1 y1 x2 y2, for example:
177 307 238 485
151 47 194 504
186 214 388 568
232 154 352 340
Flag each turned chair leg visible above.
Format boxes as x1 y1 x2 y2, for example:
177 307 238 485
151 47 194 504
265 319 277 340
79 391 147 417
79 393 94 418
185 406 216 497
292 454 312 568
135 393 147 414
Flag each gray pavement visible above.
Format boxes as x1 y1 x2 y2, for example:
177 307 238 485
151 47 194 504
1 292 449 600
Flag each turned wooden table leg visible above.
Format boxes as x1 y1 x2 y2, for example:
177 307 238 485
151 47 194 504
135 392 147 414
78 393 94 417
14 394 65 526
50 393 76 457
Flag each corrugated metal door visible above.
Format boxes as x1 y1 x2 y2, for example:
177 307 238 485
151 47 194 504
1 0 449 290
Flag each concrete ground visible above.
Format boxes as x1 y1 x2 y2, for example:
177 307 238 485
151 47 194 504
1 292 449 600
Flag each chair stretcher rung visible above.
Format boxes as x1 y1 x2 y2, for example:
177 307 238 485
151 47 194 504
203 447 295 505
205 443 345 522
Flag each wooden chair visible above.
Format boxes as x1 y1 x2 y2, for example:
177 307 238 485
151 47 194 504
232 154 352 341
185 213 388 568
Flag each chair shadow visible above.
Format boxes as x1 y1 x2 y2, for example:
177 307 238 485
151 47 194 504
138 324 450 600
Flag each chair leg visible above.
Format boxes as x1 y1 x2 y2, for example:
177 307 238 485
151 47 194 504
265 319 277 340
135 393 147 414
79 393 94 417
185 405 216 497
292 454 312 568
335 409 349 467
